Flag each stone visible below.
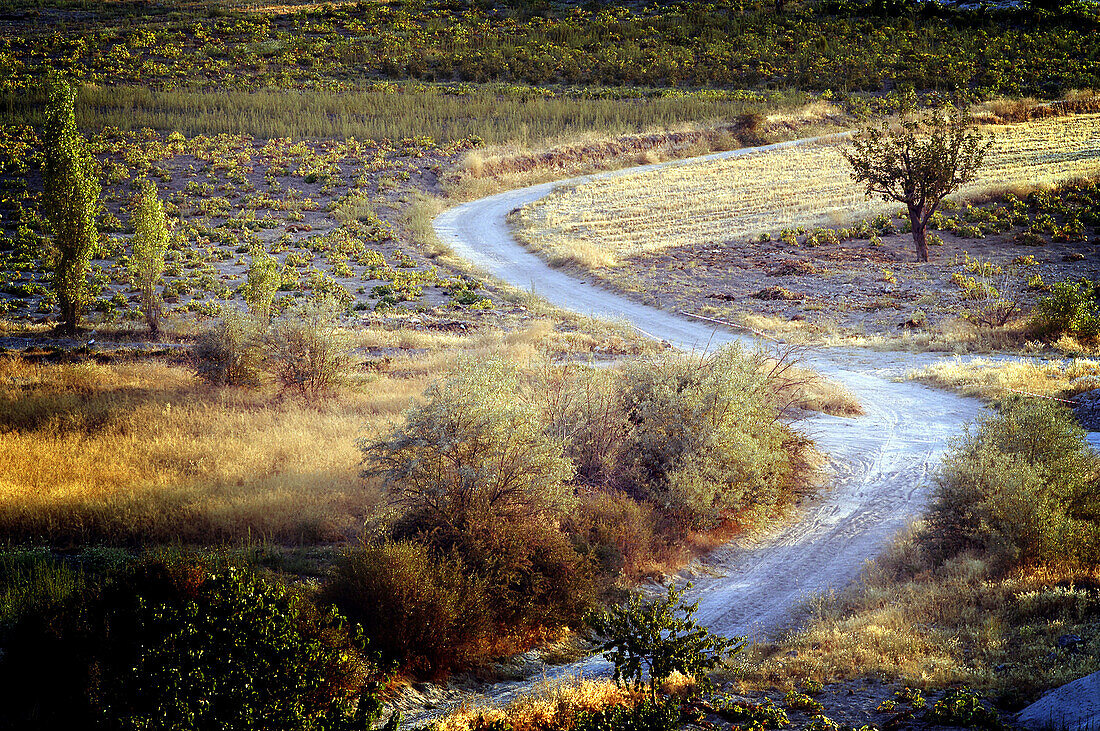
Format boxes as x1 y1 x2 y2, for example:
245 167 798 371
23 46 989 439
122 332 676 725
1017 670 1100 730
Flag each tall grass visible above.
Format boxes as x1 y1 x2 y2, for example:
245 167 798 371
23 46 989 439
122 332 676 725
0 84 810 145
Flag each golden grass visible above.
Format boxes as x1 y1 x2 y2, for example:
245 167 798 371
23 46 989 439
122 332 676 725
0 356 416 544
729 530 1100 702
517 114 1100 269
906 356 1100 401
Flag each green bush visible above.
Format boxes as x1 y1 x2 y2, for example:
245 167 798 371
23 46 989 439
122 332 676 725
572 698 681 731
926 397 1100 570
0 557 373 731
1030 278 1100 341
194 310 264 386
365 357 575 527
587 582 743 701
924 689 1002 730
618 346 794 528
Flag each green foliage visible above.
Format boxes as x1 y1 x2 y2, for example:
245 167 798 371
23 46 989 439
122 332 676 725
42 77 101 334
128 180 170 336
618 346 794 528
264 299 353 399
925 689 1002 730
1031 278 1100 342
784 690 824 714
0 556 373 731
572 698 681 731
365 357 575 527
242 246 281 318
717 698 790 728
194 310 264 386
926 397 1100 570
586 583 743 700
0 549 85 630
843 105 989 261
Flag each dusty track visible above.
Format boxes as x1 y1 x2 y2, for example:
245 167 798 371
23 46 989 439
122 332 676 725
417 141 982 718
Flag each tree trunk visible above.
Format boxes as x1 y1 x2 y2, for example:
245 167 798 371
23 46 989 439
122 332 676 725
908 205 930 262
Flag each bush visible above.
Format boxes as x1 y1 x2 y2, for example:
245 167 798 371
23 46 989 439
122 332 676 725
618 346 794 528
0 556 373 731
925 397 1100 570
925 689 1002 730
194 310 264 386
264 299 353 398
565 491 659 580
587 583 743 701
365 357 575 527
572 697 681 731
1030 278 1100 341
321 540 491 678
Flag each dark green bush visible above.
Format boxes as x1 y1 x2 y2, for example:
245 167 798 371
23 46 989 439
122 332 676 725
0 557 372 731
926 397 1100 570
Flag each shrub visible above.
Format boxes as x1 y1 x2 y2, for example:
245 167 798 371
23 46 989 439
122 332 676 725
925 689 1002 730
321 540 490 678
565 491 659 580
193 310 264 386
587 582 743 701
618 346 794 528
242 246 281 318
1030 278 1100 341
0 557 373 731
925 397 1100 570
264 299 353 398
541 364 627 487
572 697 681 731
365 357 575 527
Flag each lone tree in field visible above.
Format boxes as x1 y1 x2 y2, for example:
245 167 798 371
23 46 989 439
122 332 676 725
43 78 101 335
843 105 990 262
129 181 170 337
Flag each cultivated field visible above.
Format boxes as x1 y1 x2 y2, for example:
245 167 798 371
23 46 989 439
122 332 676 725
517 114 1100 269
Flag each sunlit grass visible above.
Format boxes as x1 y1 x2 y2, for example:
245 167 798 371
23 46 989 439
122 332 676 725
518 113 1100 269
906 356 1100 401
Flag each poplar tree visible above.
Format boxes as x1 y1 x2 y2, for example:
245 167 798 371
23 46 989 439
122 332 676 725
129 181 170 337
42 78 100 335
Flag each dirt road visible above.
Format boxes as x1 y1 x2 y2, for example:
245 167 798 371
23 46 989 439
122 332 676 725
416 142 982 717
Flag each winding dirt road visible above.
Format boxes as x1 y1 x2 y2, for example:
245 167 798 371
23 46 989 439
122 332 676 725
416 142 985 717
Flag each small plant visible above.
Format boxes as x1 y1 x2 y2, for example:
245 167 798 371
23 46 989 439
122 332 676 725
264 298 353 399
894 687 926 709
573 697 681 731
128 180 171 337
801 679 824 695
784 690 824 714
876 699 896 712
242 246 281 318
804 714 840 731
925 689 1002 730
194 311 264 386
587 583 743 701
716 699 790 728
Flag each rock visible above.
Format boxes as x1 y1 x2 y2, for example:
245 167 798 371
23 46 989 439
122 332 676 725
1057 633 1084 651
1017 670 1100 730
1071 390 1100 431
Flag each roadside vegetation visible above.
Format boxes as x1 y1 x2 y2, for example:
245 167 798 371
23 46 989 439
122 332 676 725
4 0 1100 724
739 398 1100 706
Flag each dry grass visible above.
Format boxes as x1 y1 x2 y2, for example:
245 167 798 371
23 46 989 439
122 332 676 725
0 356 412 544
728 530 1100 704
451 105 847 203
433 678 639 731
517 114 1100 269
906 356 1100 401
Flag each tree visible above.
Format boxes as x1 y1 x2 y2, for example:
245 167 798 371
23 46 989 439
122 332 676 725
242 246 281 319
843 105 990 262
42 78 101 335
586 582 743 701
129 181 170 337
